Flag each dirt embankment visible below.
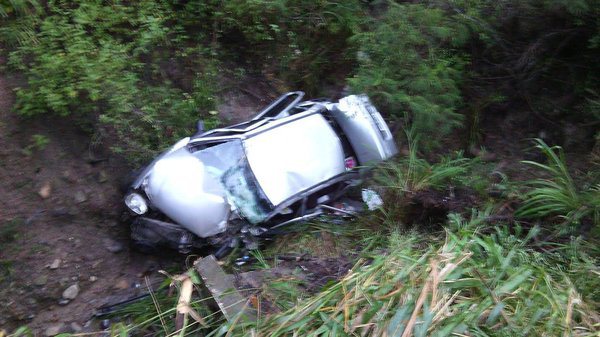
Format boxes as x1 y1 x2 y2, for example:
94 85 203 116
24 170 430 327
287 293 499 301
0 65 187 335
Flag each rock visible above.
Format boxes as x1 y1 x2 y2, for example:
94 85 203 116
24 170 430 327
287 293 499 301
100 319 111 330
62 169 75 182
34 275 48 286
44 323 64 336
98 170 108 183
114 279 129 290
103 238 124 253
70 322 82 332
58 298 70 306
74 190 87 203
62 283 79 300
38 182 52 199
49 259 61 270
91 259 103 269
89 276 98 282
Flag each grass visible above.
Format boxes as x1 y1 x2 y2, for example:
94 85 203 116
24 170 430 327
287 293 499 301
209 211 599 336
515 139 600 232
374 133 473 196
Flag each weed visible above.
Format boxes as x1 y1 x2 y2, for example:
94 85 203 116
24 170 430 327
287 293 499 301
374 133 471 196
21 134 49 156
249 250 270 269
515 139 600 233
349 3 469 147
0 218 22 244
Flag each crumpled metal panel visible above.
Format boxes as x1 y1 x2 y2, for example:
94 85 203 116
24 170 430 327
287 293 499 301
146 148 229 238
329 95 398 165
244 114 346 206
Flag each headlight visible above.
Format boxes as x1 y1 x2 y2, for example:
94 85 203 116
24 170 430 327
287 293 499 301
125 193 148 215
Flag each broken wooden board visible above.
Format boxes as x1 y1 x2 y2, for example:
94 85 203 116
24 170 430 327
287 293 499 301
194 255 256 322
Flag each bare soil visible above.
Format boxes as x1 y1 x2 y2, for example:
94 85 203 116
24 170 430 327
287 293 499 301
0 65 187 334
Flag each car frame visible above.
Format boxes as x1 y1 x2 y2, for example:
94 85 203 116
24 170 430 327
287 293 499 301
124 91 397 256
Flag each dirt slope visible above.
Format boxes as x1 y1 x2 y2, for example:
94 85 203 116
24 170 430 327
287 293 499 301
0 61 184 335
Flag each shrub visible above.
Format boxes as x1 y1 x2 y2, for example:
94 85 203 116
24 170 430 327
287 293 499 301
348 3 469 147
181 0 364 94
8 1 218 162
374 132 472 196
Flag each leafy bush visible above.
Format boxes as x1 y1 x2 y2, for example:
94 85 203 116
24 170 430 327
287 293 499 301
516 139 600 232
349 3 469 146
0 0 41 47
8 1 218 162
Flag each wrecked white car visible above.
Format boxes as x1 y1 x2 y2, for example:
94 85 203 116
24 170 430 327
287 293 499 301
124 92 397 256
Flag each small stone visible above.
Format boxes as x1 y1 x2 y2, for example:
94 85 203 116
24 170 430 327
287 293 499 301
44 323 64 336
38 182 52 199
114 279 129 290
49 259 61 270
100 319 111 330
89 276 98 282
58 298 70 306
62 283 79 300
70 322 82 332
98 170 108 183
34 275 48 286
103 238 124 253
62 169 73 180
74 191 87 203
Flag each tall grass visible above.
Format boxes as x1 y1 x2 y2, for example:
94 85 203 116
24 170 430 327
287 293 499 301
374 133 472 196
209 211 599 336
516 139 600 231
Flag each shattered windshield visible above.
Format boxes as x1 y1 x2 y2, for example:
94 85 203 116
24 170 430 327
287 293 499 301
192 140 271 223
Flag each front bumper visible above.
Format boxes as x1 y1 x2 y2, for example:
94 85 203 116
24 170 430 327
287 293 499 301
130 217 198 253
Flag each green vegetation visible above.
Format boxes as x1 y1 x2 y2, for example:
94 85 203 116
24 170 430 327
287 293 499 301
375 135 472 196
3 0 598 152
201 0 363 93
349 3 468 145
213 219 598 336
103 211 599 336
102 142 598 336
516 139 600 233
5 1 219 162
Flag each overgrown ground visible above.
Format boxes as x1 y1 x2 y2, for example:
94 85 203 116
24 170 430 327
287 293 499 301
1 1 599 336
